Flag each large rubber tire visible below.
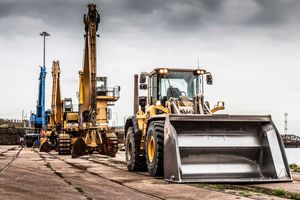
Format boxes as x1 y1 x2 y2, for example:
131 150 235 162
125 127 147 171
145 121 164 177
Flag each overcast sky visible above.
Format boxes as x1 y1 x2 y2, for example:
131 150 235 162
0 0 299 134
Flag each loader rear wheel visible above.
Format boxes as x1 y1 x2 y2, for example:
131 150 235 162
125 127 146 171
146 121 164 177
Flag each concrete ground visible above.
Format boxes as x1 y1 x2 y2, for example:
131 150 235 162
0 145 299 200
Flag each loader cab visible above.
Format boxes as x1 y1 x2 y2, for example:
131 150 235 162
141 68 213 105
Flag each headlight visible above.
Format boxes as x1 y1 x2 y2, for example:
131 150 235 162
195 69 206 75
158 68 168 74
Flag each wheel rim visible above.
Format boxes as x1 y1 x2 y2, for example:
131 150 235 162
127 142 132 161
147 135 155 163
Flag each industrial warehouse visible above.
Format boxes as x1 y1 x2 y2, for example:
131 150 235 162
0 1 300 200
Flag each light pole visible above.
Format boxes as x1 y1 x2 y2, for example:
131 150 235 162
39 31 50 67
39 31 50 130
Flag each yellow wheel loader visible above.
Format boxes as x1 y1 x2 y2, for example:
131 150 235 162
125 68 292 183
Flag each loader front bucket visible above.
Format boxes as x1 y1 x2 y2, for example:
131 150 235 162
164 114 292 183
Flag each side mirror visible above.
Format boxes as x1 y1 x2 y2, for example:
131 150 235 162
139 72 147 83
206 74 213 85
140 83 147 90
139 96 147 112
139 96 147 107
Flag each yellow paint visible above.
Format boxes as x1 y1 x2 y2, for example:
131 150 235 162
135 104 169 152
147 135 155 162
46 61 63 134
211 106 225 113
148 105 169 116
79 71 84 105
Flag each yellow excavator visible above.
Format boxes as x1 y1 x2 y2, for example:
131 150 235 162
40 60 63 152
125 68 292 183
69 3 120 158
39 60 74 154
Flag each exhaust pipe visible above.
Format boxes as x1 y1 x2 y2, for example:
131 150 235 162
134 74 139 114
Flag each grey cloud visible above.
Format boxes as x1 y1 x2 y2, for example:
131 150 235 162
0 0 86 37
0 0 299 39
101 0 300 38
247 0 300 26
123 0 166 14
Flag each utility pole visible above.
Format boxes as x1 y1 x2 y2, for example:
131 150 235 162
22 109 24 127
40 31 50 67
284 113 288 134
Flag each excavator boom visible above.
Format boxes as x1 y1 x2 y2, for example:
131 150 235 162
80 3 100 124
50 61 63 127
71 3 119 158
40 61 63 152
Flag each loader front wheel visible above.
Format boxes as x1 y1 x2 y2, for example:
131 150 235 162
125 127 146 171
146 121 164 177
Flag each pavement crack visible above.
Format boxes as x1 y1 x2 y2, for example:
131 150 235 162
0 146 23 175
34 149 93 200
48 152 164 200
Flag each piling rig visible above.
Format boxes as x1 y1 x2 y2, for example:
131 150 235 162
27 66 47 147
125 68 292 183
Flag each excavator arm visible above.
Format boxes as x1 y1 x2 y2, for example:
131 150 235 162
40 61 63 152
71 3 119 158
50 61 63 129
80 3 100 125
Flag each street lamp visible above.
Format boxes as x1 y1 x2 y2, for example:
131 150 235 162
39 31 50 67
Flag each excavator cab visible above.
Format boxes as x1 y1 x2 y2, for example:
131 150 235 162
63 98 73 112
125 68 292 183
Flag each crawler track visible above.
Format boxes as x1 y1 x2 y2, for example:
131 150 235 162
0 146 23 175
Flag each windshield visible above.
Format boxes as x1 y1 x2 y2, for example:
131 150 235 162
159 71 200 99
